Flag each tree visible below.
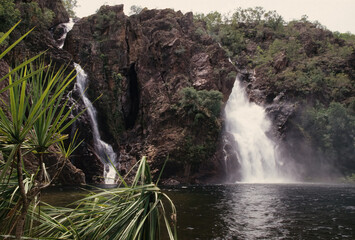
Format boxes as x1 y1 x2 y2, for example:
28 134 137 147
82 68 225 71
130 5 143 15
62 0 77 18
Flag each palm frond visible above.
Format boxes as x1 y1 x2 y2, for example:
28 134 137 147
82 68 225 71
34 157 177 240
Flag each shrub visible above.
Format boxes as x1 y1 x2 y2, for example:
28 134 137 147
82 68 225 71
179 87 223 119
18 2 54 30
301 102 355 171
0 0 20 33
95 8 117 31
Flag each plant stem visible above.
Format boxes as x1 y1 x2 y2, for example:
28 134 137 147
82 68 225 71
15 147 28 240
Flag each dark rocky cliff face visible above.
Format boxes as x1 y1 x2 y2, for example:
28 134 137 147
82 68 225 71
1 0 85 185
7 0 72 68
65 5 237 184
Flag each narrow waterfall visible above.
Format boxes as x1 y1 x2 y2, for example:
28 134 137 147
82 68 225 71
74 64 118 184
58 18 74 49
225 77 286 183
56 19 118 183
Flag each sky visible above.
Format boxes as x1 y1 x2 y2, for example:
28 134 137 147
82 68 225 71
75 0 355 34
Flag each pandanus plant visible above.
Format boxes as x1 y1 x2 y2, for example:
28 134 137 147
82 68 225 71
34 157 177 240
0 23 177 240
0 22 82 239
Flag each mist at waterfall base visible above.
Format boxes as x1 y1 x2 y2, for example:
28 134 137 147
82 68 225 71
224 77 297 183
74 64 118 184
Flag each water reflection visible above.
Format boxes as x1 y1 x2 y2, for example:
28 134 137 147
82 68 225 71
43 184 355 239
165 184 355 239
221 184 286 239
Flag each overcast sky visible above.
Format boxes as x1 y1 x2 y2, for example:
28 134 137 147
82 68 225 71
75 0 355 33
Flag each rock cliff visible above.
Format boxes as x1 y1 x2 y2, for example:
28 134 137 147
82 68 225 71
1 0 85 185
65 5 236 184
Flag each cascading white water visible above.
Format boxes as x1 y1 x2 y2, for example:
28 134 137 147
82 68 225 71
74 63 118 184
225 77 287 183
57 19 117 184
58 18 74 49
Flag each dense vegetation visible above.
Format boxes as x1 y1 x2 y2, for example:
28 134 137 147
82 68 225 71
172 87 223 178
0 34 176 240
1 2 354 238
195 8 355 176
0 0 54 34
0 4 177 239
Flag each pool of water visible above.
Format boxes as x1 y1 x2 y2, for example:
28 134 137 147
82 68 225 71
42 183 355 239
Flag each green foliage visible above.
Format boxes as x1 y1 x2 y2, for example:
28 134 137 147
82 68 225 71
301 102 355 170
0 23 82 239
194 27 206 37
231 7 284 28
194 11 223 37
227 71 237 80
18 2 54 30
194 7 284 55
253 38 305 66
95 8 117 32
326 73 353 101
181 136 214 165
0 0 20 33
175 88 222 173
33 157 177 240
196 7 355 173
62 0 78 18
0 32 9 47
334 31 355 44
179 87 223 120
219 25 246 55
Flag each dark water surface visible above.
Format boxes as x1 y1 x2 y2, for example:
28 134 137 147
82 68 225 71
43 183 355 239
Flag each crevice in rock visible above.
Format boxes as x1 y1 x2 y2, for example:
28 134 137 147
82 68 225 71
124 63 140 129
266 93 276 104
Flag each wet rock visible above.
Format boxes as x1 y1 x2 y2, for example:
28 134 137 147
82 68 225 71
161 178 180 186
266 100 296 138
65 5 237 184
44 153 86 185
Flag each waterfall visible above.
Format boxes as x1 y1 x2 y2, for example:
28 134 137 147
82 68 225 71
56 19 117 184
58 18 74 49
225 77 287 183
74 64 118 184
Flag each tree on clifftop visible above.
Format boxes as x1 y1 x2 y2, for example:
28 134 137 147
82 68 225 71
62 0 77 17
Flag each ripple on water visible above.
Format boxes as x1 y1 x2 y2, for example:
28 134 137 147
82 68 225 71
44 183 355 239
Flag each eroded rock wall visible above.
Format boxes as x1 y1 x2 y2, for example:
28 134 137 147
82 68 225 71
65 5 237 184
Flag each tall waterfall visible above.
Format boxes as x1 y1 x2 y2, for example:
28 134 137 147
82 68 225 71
74 64 118 184
225 77 286 183
57 20 117 184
